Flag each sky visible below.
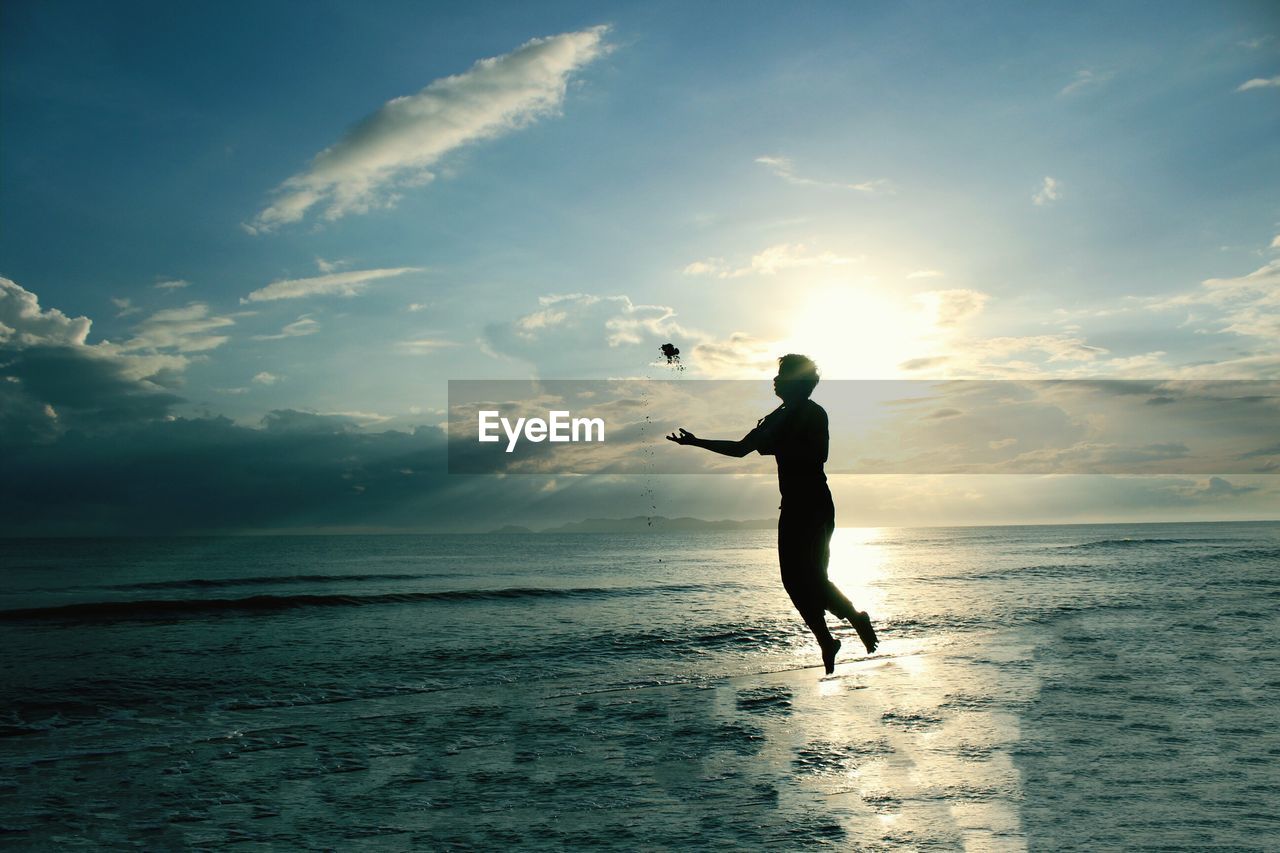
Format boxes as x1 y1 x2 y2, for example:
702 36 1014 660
2 0 1278 533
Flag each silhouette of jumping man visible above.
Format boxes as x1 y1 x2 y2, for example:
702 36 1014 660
667 354 878 674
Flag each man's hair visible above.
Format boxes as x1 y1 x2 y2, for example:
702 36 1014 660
777 353 819 398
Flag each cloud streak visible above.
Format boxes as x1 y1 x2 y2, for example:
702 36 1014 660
242 267 420 303
915 289 990 326
398 338 458 355
121 303 235 353
1060 68 1112 96
755 156 891 193
683 243 861 279
247 27 609 232
253 315 320 340
1236 75 1280 91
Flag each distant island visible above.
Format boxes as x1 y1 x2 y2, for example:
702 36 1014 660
486 516 776 534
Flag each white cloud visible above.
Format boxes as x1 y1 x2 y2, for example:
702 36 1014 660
0 277 92 347
1 276 222 387
1151 259 1280 340
903 331 1113 379
253 371 281 385
915 289 989 326
321 410 394 426
484 291 792 380
111 297 142 318
900 356 949 372
315 257 348 274
254 315 321 340
755 155 892 193
154 279 189 291
587 295 687 346
907 269 944 279
121 303 236 353
247 27 609 232
506 294 685 347
1033 176 1061 206
1094 352 1169 375
1060 68 1112 96
398 338 458 354
242 267 420 303
515 307 568 332
1271 235 1280 249
1179 477 1259 498
482 293 697 375
1171 353 1280 379
1236 76 1280 91
682 243 862 279
988 334 1108 362
686 332 779 378
681 260 723 277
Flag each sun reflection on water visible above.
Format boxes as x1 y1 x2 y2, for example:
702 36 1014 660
828 526 891 624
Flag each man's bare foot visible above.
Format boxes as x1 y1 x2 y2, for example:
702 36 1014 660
850 611 878 654
821 638 841 675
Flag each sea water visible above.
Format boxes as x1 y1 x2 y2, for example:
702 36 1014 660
1 522 1277 849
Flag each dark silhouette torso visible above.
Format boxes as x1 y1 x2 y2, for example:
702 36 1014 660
747 398 830 510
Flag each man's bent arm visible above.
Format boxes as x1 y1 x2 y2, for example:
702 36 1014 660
690 437 753 458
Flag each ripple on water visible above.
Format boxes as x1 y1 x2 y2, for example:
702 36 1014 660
735 686 793 715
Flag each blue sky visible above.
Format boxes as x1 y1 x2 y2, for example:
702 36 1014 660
2 1 1278 531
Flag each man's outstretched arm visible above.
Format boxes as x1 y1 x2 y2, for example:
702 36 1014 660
666 428 754 458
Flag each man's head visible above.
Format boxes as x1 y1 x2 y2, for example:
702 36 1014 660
773 353 819 402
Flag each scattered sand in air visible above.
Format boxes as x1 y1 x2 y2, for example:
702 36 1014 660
659 342 684 372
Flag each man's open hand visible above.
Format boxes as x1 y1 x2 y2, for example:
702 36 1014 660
666 428 696 445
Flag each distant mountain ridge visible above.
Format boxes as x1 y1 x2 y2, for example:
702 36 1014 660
487 516 775 534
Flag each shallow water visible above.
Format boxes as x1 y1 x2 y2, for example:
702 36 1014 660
2 522 1278 849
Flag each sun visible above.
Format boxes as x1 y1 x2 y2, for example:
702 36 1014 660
779 282 930 379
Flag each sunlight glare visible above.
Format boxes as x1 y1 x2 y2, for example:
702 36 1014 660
780 283 930 379
828 526 888 617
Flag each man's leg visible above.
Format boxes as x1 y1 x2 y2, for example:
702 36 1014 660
781 569 836 646
780 516 840 672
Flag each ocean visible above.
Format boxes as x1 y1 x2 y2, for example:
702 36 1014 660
2 522 1277 850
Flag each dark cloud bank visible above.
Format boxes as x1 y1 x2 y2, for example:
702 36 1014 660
1 383 656 536
0 294 639 535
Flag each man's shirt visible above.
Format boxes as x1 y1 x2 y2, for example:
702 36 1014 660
744 399 829 500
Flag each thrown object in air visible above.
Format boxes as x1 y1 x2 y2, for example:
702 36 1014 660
659 343 681 366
